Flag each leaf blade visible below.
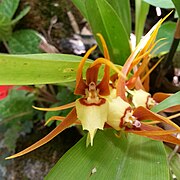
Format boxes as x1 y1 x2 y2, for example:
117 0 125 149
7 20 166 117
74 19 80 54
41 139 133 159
85 0 131 65
105 0 131 36
171 0 180 18
135 0 150 44
7 29 42 54
0 0 19 19
11 6 30 25
45 130 169 180
0 53 92 85
143 0 174 9
151 91 180 113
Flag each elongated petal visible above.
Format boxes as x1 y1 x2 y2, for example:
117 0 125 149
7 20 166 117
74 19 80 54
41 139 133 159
127 125 178 135
33 101 75 111
96 33 110 59
6 108 77 159
141 57 163 84
45 116 65 125
116 14 170 99
95 34 111 95
127 40 159 75
133 106 180 131
153 92 172 102
45 116 80 126
90 57 125 96
86 64 101 85
126 123 180 145
153 92 180 112
74 45 97 95
90 58 124 78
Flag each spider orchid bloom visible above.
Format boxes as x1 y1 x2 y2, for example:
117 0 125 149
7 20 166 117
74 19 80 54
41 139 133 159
126 89 180 113
112 12 178 112
89 16 180 145
74 50 110 146
125 88 156 109
106 96 180 145
5 35 114 159
116 13 171 101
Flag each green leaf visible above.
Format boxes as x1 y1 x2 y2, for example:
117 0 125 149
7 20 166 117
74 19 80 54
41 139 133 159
135 0 150 44
105 0 131 36
7 29 42 54
151 91 180 113
171 0 180 18
0 53 121 85
0 0 19 19
0 53 92 85
4 123 21 151
0 89 34 122
0 89 34 151
0 13 12 41
11 6 30 25
143 0 174 9
46 130 169 180
155 22 180 56
71 0 88 20
85 0 131 65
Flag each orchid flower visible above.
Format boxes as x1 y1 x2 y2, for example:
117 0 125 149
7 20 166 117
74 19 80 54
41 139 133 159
107 12 179 113
6 34 118 159
6 14 180 160
88 15 180 144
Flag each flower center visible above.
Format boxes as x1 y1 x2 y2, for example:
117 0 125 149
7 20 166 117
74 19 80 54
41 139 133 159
122 109 141 129
84 82 101 104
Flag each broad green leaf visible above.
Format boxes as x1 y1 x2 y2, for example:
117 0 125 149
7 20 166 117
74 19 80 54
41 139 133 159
135 0 150 44
7 30 42 54
46 130 169 180
11 6 30 25
0 53 92 85
172 0 180 18
0 13 12 41
143 0 174 9
0 0 19 19
106 0 131 36
0 89 34 122
71 0 88 20
151 91 180 113
165 146 180 180
155 22 180 56
85 0 131 65
0 53 121 85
